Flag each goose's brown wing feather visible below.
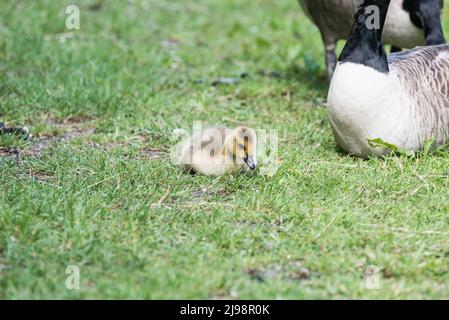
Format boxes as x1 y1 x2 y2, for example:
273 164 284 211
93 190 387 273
389 44 449 99
388 44 449 140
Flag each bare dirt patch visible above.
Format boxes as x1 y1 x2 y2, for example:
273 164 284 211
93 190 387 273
23 127 96 157
245 261 314 283
138 148 162 160
2 115 165 160
0 147 20 157
14 115 97 157
191 187 230 198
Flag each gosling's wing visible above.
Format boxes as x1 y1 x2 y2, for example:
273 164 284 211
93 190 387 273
182 125 229 163
183 126 225 149
388 44 449 100
180 125 230 175
195 126 228 150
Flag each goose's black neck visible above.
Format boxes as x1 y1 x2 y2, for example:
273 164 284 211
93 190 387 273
339 0 390 73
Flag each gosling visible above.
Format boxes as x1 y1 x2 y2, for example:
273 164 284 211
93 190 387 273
179 126 257 176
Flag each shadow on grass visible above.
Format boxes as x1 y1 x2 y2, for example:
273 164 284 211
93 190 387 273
284 62 329 94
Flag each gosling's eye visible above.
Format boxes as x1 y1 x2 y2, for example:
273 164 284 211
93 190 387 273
238 143 245 150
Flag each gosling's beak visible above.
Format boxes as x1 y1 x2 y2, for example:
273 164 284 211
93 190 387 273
244 155 256 170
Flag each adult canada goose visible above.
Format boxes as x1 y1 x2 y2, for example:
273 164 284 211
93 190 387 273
327 0 449 157
298 0 445 79
178 125 257 176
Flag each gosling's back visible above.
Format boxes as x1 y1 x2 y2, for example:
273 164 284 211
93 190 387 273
179 126 241 176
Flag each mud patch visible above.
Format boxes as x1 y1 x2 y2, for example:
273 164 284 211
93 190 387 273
20 115 97 156
191 187 230 198
88 1 103 11
137 148 162 160
245 262 314 283
119 147 163 161
26 169 55 182
0 147 20 157
23 126 96 157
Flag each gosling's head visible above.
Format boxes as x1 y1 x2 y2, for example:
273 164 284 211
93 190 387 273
225 126 257 170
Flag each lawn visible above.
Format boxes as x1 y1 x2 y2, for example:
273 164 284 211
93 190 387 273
1 0 449 299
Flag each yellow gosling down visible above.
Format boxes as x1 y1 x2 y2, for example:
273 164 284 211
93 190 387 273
179 126 257 176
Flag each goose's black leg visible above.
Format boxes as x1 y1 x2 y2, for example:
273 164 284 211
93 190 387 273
390 46 402 53
323 38 337 80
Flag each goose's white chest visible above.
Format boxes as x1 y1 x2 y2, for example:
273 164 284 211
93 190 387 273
327 63 416 157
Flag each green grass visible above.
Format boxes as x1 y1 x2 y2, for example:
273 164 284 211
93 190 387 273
1 0 449 299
